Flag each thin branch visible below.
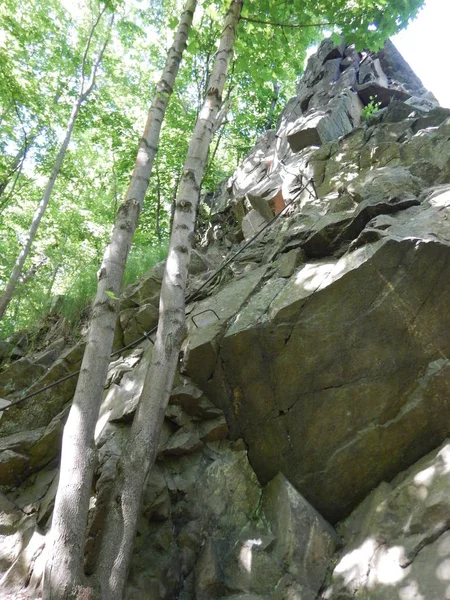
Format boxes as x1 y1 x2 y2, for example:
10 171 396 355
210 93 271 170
81 11 115 100
80 4 108 91
112 149 118 216
0 157 25 212
13 100 28 140
240 15 339 29
212 97 231 135
203 126 224 185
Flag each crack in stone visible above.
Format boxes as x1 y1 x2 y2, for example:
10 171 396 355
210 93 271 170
402 521 450 568
322 368 431 470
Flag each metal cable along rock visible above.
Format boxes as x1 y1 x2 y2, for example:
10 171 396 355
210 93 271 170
0 177 315 412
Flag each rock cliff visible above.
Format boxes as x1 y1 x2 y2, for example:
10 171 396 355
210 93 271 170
0 38 449 599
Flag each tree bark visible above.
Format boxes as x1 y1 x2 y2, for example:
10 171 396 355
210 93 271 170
265 80 280 130
43 3 197 598
155 166 162 245
95 2 243 598
169 170 181 234
0 8 113 323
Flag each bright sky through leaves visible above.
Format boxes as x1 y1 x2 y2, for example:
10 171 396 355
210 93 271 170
392 0 450 107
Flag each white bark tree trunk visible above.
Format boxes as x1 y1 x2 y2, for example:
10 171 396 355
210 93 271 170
0 9 113 323
96 2 243 598
0 101 79 322
43 3 197 599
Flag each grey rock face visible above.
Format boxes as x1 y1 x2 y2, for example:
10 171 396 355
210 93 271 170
1 36 449 600
0 359 46 398
183 39 450 525
324 440 450 599
241 209 268 239
221 37 437 233
286 90 364 152
0 341 84 437
190 464 338 600
197 195 450 523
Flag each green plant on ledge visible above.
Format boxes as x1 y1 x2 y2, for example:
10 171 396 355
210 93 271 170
361 95 382 120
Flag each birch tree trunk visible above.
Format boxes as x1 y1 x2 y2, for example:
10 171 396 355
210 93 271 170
0 8 113 322
96 3 243 598
43 3 197 599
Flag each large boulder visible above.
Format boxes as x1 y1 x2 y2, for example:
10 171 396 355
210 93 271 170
185 183 450 523
177 38 450 526
0 342 84 437
324 440 450 599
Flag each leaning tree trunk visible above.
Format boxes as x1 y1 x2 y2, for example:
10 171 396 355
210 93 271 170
265 80 280 130
0 140 28 201
0 8 113 322
96 2 243 598
43 3 197 599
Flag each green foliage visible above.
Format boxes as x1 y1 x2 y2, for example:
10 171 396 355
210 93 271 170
361 95 382 120
58 260 100 324
122 244 168 288
0 0 425 338
59 244 168 324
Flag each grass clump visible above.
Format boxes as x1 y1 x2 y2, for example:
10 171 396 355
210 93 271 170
361 95 382 121
60 243 168 324
0 243 169 342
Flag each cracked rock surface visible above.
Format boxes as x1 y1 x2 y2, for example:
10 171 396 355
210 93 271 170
0 37 449 599
323 439 450 599
190 38 450 524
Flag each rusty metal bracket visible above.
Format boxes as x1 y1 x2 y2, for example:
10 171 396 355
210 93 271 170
142 330 155 344
191 308 220 328
308 177 318 199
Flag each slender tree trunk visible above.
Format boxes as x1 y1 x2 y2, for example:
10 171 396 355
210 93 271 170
0 9 113 322
0 88 64 212
155 166 162 245
96 3 243 598
0 148 26 213
265 80 280 130
0 101 35 202
43 3 197 598
0 102 80 322
0 142 27 200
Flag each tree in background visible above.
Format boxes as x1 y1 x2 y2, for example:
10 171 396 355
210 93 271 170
0 0 423 337
0 0 173 337
0 3 114 321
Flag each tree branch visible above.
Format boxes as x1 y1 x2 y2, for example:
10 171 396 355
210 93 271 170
240 15 339 29
80 4 107 89
80 7 114 99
